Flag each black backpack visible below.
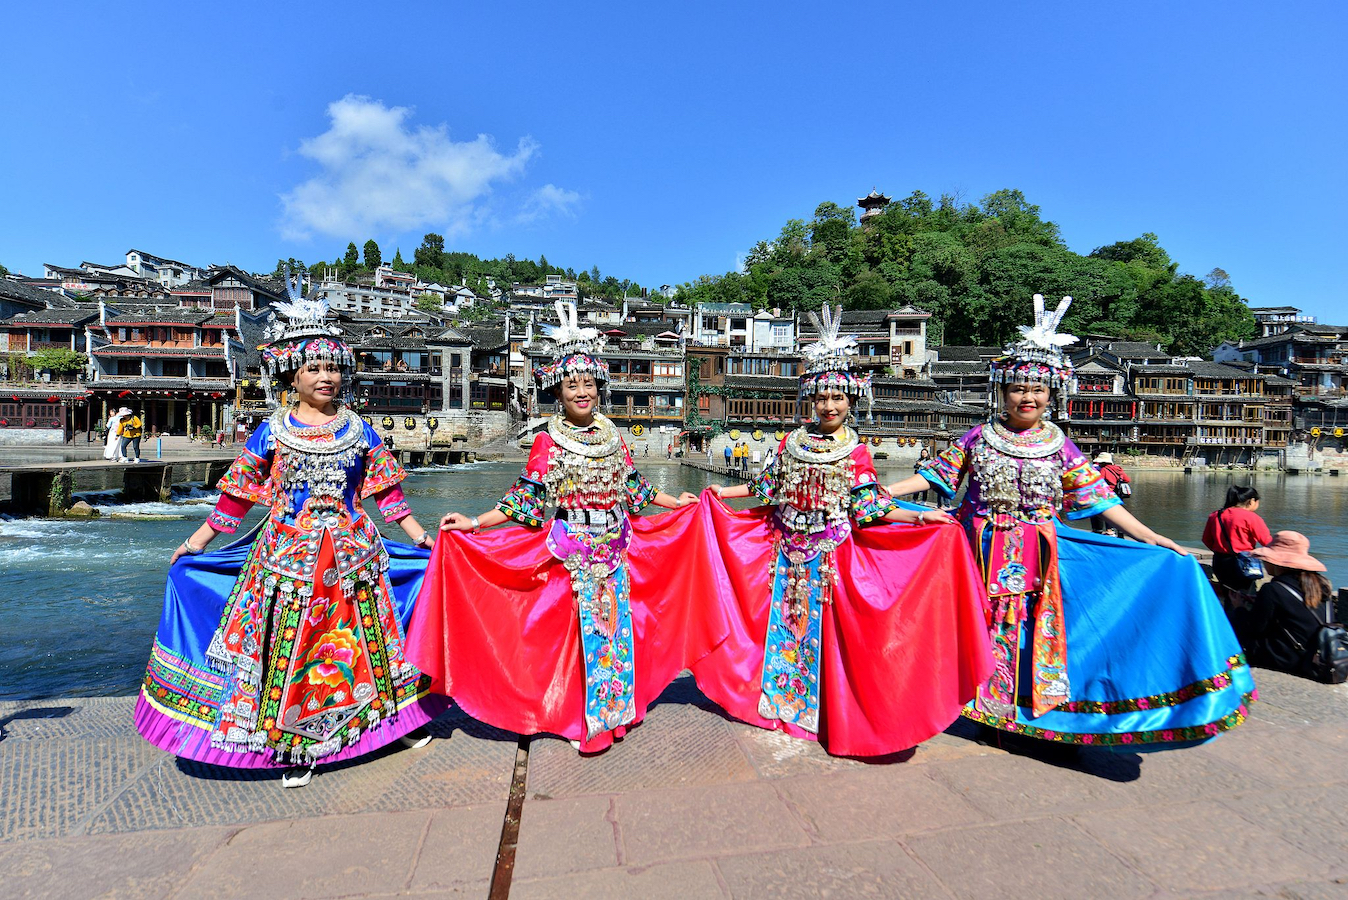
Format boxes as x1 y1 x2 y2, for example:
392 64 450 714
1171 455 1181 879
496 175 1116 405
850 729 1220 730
1307 623 1348 684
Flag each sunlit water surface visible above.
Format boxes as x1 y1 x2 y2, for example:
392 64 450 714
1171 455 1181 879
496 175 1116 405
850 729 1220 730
2 460 1342 701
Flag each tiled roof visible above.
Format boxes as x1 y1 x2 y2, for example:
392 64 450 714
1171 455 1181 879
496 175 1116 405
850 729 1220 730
0 307 99 326
0 278 80 310
93 346 226 358
88 378 232 391
933 346 1001 361
724 374 798 391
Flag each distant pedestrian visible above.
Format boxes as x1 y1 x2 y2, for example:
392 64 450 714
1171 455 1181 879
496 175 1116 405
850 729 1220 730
1090 452 1132 537
116 408 143 463
723 442 733 472
103 408 126 460
666 443 673 460
1202 485 1272 595
912 447 931 504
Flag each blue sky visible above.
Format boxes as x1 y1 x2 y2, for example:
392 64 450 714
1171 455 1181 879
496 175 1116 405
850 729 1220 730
2 2 1344 322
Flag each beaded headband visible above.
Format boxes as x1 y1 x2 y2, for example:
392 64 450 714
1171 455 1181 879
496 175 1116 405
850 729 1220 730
261 267 356 406
534 301 610 392
799 304 873 419
989 293 1077 412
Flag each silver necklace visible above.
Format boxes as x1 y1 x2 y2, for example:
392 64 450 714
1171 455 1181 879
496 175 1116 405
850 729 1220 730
548 413 620 459
784 425 858 465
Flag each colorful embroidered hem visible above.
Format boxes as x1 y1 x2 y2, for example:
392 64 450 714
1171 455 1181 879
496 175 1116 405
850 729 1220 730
623 470 658 512
850 479 898 525
496 476 546 527
963 691 1256 746
757 546 824 733
206 508 245 532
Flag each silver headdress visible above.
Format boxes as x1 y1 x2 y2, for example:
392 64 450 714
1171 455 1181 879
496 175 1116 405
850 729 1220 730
534 300 611 394
799 304 872 419
260 267 356 406
989 293 1078 413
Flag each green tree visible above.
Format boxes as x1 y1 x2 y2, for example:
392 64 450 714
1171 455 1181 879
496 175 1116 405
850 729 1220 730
340 242 360 278
415 233 445 269
363 239 382 270
414 292 442 313
392 248 406 269
1089 232 1174 272
29 348 87 374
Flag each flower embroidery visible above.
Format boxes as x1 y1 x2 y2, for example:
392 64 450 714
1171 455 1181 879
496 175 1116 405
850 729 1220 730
297 627 361 688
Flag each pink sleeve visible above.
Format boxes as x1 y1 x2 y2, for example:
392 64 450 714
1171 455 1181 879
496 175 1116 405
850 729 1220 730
206 492 254 533
374 485 412 523
523 433 554 481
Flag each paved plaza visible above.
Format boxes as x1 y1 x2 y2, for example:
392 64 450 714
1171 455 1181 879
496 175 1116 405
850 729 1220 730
2 671 1346 899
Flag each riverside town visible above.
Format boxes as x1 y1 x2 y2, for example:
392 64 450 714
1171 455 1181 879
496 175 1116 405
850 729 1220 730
2 193 1345 474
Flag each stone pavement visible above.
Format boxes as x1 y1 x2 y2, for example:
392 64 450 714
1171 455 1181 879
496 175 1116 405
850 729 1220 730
2 671 1347 900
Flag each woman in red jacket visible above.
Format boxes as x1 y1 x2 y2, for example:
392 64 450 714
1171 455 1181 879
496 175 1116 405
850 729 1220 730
1202 485 1272 593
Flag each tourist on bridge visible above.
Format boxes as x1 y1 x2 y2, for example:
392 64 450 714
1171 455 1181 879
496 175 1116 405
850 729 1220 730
695 305 992 756
887 294 1254 747
408 301 712 754
1202 485 1272 595
134 277 446 788
103 407 127 461
116 407 143 463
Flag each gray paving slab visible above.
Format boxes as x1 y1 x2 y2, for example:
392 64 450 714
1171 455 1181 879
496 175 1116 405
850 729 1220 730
1220 782 1348 858
715 839 947 900
1073 799 1329 892
905 818 1155 900
526 700 757 800
1201 879 1348 900
1200 719 1348 787
174 810 432 899
512 795 620 880
0 733 159 841
615 781 810 866
510 860 726 900
926 734 1269 820
404 805 508 893
1246 668 1348 727
0 826 234 900
774 766 989 842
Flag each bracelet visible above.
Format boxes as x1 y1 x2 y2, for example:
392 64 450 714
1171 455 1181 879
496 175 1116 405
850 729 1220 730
469 516 480 533
414 532 433 548
181 539 204 555
917 511 925 525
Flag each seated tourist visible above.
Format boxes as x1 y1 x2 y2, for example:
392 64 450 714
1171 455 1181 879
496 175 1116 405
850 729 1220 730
1228 531 1332 675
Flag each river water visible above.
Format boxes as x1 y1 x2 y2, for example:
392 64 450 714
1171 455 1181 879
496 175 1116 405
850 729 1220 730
2 461 1344 702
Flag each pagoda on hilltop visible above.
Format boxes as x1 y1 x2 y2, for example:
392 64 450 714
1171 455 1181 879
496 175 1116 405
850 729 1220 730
857 188 890 228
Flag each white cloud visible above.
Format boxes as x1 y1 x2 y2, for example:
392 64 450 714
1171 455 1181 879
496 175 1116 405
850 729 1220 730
280 95 573 240
517 184 582 224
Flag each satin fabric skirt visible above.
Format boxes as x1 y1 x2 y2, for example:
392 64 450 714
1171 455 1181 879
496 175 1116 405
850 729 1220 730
690 496 995 757
959 520 1257 746
135 532 449 768
405 504 730 753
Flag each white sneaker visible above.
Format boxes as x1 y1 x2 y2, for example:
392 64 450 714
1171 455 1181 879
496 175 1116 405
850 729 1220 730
399 729 432 749
281 765 314 788
569 739 582 750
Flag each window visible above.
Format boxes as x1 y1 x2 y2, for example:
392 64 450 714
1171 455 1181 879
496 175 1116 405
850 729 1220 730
161 360 188 377
698 395 711 412
116 360 142 376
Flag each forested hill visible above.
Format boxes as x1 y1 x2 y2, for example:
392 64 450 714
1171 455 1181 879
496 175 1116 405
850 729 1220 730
285 234 647 305
672 189 1256 356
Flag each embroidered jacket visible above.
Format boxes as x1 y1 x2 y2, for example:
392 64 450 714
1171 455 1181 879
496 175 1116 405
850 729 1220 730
206 410 411 581
496 430 657 527
921 422 1119 525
